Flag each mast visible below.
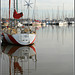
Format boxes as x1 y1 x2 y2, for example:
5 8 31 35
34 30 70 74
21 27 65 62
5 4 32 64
72 8 73 18
14 0 15 9
42 10 43 22
25 0 33 28
28 0 30 27
16 0 18 12
33 0 36 20
0 0 1 51
14 0 16 25
52 8 54 20
9 0 11 20
6 10 7 19
16 0 18 21
57 6 59 21
63 3 64 20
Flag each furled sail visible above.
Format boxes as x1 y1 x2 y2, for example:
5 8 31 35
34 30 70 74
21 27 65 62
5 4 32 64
13 9 23 19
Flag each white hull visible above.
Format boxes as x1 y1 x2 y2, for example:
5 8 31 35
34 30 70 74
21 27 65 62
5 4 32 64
2 33 36 45
32 22 41 27
59 21 68 26
41 23 46 27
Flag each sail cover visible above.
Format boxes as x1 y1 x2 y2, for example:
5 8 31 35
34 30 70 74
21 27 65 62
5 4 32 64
13 9 23 19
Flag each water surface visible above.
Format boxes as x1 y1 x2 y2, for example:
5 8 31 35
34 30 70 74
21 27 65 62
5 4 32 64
0 25 74 75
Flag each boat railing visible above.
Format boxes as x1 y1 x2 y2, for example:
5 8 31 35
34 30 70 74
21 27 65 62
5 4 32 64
2 22 36 35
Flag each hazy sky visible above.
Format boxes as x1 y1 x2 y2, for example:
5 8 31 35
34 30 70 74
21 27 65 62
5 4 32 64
37 0 73 10
1 0 74 19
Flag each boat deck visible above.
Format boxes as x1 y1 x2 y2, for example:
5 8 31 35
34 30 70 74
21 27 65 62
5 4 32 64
2 27 36 35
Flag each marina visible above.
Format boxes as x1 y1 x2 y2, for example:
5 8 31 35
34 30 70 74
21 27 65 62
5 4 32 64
0 0 74 75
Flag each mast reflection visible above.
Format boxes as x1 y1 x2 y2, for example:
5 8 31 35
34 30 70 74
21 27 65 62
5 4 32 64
0 44 37 75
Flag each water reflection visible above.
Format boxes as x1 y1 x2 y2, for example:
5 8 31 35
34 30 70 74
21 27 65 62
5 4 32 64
0 25 74 75
40 25 74 44
0 44 37 75
36 25 73 75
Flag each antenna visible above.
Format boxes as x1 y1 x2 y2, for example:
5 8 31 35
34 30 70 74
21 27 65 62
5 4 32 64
24 0 33 26
24 0 33 8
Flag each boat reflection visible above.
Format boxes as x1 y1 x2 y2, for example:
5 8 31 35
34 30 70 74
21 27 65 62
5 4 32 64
0 44 37 75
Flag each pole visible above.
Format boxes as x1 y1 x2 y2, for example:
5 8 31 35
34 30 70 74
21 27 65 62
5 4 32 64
9 0 11 20
16 0 18 12
16 0 18 21
0 0 1 52
14 0 15 9
33 0 36 20
63 3 64 20
27 0 30 30
14 0 16 26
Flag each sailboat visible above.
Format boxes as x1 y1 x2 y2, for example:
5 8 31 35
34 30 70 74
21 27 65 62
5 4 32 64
32 0 41 28
41 11 46 27
59 4 68 26
2 0 36 45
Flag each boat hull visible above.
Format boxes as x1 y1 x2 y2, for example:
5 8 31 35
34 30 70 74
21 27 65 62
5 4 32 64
59 22 68 26
2 33 36 45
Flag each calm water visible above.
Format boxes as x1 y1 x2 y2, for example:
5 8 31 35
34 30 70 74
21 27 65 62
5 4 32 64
0 25 74 75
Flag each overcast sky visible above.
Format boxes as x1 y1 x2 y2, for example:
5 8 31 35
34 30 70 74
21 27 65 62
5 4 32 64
1 0 74 19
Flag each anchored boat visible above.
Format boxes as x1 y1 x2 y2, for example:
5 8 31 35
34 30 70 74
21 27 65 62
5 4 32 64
2 0 36 45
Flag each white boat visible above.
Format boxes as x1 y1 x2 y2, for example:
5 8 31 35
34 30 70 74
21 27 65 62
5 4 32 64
41 22 46 27
22 21 33 26
59 21 68 26
59 4 68 26
2 33 36 45
2 0 36 45
71 21 75 24
32 22 41 26
32 22 41 30
2 23 36 45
